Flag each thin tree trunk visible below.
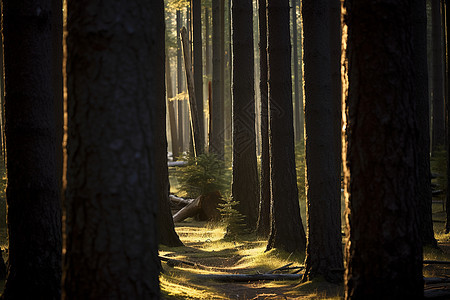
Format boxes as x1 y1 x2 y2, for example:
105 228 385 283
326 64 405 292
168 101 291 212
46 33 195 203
231 0 260 229
177 9 185 153
343 1 423 298
292 0 302 142
205 7 211 78
432 0 445 152
64 1 162 297
192 0 204 154
166 53 180 160
445 0 450 234
2 1 62 298
266 0 306 254
181 27 202 158
256 0 271 238
210 0 225 159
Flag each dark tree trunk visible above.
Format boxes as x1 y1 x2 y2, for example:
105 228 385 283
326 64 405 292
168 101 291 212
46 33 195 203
292 0 302 142
432 0 445 152
266 0 306 254
192 0 204 154
413 0 437 245
302 0 343 284
445 0 450 234
2 0 62 298
256 0 271 238
52 0 64 194
231 0 260 230
64 1 162 298
343 1 423 299
177 10 185 154
166 54 180 161
210 0 225 159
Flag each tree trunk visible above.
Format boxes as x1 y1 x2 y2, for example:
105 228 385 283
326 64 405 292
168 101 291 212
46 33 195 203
2 1 62 298
432 0 445 152
166 53 180 160
52 0 64 194
445 0 450 234
177 10 185 153
292 0 302 142
266 0 306 254
231 0 260 230
210 0 225 159
343 1 423 298
192 0 204 154
64 1 162 298
256 0 271 238
181 27 203 158
301 0 343 284
205 7 211 79
413 0 437 246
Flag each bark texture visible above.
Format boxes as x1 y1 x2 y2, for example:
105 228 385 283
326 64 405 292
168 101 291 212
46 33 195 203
302 0 343 284
210 0 225 159
412 0 437 245
343 1 423 298
431 0 445 152
64 1 162 298
256 0 271 238
2 1 62 298
446 0 450 234
231 0 260 229
266 0 306 253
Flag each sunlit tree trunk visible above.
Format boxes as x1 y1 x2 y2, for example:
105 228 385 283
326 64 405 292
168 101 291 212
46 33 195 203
292 0 302 142
2 0 62 298
231 0 259 229
302 0 343 284
176 10 185 154
256 0 270 238
343 1 423 298
266 0 306 253
192 0 204 154
64 1 162 298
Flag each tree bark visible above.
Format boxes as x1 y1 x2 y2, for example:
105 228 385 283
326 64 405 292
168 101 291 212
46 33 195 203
301 0 343 284
64 1 162 298
413 0 437 246
256 0 271 238
192 0 204 154
266 0 306 254
210 0 225 159
231 0 260 230
205 6 211 78
2 1 62 298
432 0 445 152
446 0 450 234
343 1 423 298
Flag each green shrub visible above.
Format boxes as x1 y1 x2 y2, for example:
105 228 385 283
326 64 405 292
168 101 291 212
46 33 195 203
218 196 247 239
176 153 231 199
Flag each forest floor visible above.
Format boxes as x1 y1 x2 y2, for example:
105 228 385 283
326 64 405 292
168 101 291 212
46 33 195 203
160 201 450 300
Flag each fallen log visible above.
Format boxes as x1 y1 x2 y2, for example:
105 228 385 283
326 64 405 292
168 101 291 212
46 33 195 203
424 260 450 265
195 273 302 282
169 195 194 206
173 197 202 222
424 277 450 284
424 288 450 299
173 191 224 222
